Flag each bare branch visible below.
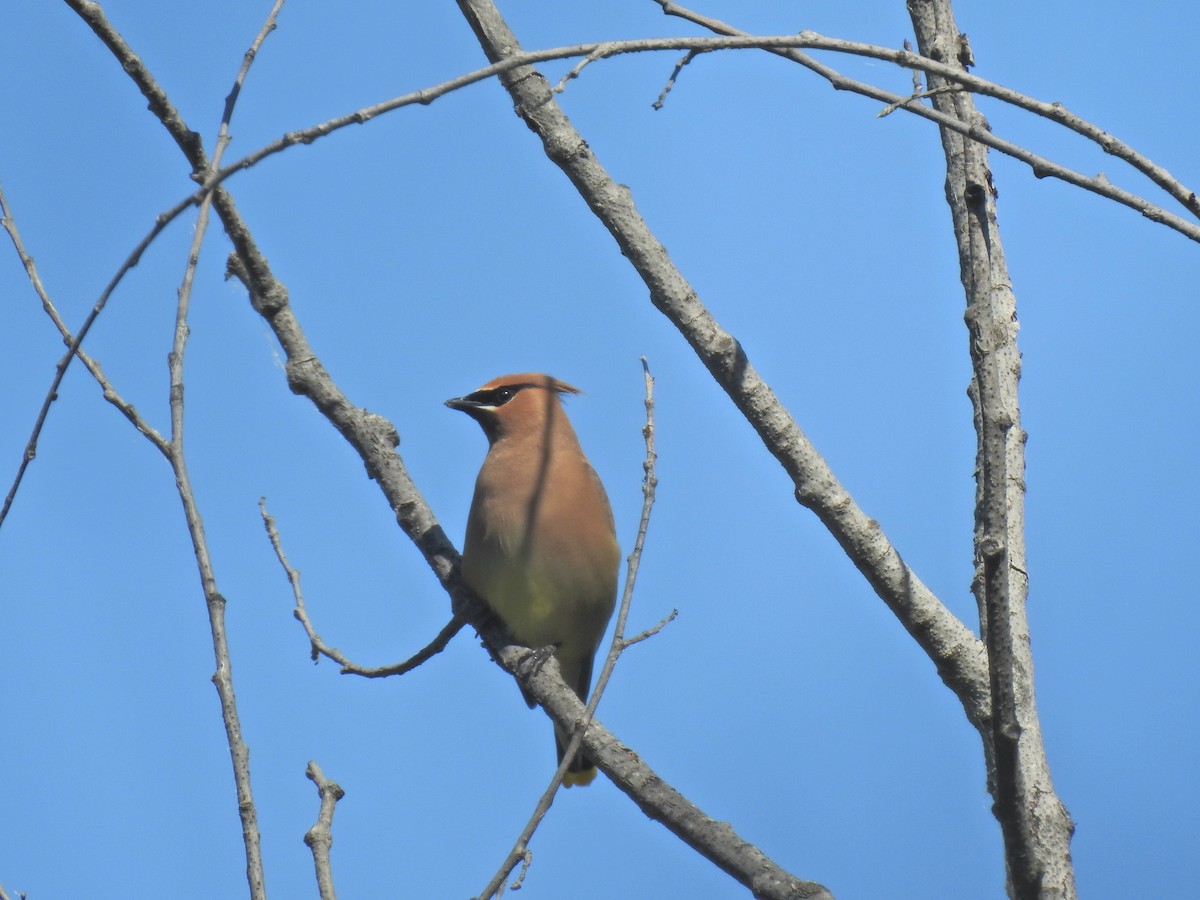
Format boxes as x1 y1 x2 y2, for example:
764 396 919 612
221 0 287 134
908 2 1076 896
550 46 606 93
558 357 668 763
202 29 1200 240
0 181 170 528
507 851 533 894
652 49 701 110
3 0 286 527
0 182 180 527
304 761 345 900
876 83 962 117
493 641 834 900
622 607 678 648
65 28 1190 264
57 3 292 897
261 496 465 676
654 2 1199 222
35 19 1192 355
0 185 166 447
344 616 465 677
155 7 292 897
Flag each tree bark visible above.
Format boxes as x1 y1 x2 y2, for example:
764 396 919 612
906 2 1076 897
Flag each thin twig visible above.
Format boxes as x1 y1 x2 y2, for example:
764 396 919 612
62 28 1190 271
478 358 664 900
0 184 166 448
341 616 466 678
622 607 678 648
877 83 961 118
2 0 286 528
551 46 607 93
221 0 285 133
29 21 1192 422
652 49 701 109
304 760 346 900
259 499 464 675
904 39 922 94
0 181 170 529
221 31 1200 237
507 851 533 895
157 6 290 895
49 3 290 897
0 186 179 527
6 1 286 888
657 2 1200 219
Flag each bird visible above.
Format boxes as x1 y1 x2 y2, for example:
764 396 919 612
446 373 619 787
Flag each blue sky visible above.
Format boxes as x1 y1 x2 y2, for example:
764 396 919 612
2 2 1198 898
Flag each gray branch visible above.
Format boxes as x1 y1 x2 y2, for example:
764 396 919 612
907 1 1077 897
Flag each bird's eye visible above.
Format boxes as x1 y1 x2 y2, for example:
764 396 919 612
469 384 529 407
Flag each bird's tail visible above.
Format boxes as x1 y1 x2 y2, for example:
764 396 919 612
556 724 598 788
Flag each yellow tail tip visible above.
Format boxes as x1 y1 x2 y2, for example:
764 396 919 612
563 766 598 788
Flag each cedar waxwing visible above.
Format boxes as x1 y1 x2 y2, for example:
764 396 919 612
447 373 619 787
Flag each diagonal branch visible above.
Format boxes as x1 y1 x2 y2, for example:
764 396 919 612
0 180 170 513
0 178 178 527
55 30 1191 271
654 1 1198 222
196 31 1199 242
493 640 833 900
456 0 991 730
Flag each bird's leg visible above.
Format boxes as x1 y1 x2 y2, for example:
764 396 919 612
525 642 561 676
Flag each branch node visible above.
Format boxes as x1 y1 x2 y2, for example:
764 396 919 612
551 44 609 93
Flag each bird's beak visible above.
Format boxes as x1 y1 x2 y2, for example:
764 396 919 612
445 395 476 412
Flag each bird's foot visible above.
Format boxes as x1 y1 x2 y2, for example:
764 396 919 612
526 642 561 675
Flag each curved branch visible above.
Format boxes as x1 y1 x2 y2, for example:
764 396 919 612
57 29 1189 265
197 32 1199 242
259 499 465 676
653 2 1199 229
